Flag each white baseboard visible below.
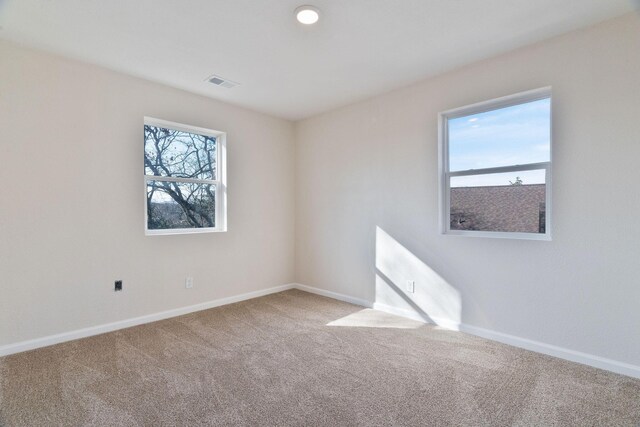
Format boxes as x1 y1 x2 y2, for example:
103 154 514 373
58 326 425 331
304 288 640 379
0 283 296 358
370 300 640 379
3 282 639 380
458 323 640 380
293 283 372 308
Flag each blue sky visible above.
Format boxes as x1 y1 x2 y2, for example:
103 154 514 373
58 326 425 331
448 98 550 186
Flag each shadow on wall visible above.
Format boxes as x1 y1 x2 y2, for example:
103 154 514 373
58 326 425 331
374 227 462 330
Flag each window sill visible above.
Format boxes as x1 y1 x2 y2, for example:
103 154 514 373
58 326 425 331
145 227 227 236
443 230 551 241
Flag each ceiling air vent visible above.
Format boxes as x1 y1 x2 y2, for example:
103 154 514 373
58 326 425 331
206 74 239 89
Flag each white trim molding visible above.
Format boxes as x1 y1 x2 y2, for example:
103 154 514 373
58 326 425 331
458 323 640 380
372 300 640 379
0 283 368 358
0 284 296 358
2 283 638 380
293 283 372 308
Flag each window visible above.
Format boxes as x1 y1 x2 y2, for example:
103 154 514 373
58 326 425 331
439 87 551 239
144 117 226 235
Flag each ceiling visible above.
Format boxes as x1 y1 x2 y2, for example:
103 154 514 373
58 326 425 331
0 0 637 120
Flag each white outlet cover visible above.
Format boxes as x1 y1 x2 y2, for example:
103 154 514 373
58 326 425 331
185 277 194 289
406 280 415 293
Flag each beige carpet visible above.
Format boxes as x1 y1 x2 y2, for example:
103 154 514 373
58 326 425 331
1 290 639 426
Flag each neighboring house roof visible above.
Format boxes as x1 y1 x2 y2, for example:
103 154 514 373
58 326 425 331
450 184 545 233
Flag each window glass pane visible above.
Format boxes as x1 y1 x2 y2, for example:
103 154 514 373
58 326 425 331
448 98 550 172
144 125 217 180
450 170 546 233
147 180 216 230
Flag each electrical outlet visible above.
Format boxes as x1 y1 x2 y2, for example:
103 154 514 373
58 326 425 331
115 280 123 291
406 280 415 293
185 277 194 289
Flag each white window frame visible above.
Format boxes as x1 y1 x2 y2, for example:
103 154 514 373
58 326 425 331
438 87 552 240
144 117 227 236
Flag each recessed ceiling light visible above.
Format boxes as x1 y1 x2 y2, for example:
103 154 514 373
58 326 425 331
295 5 320 25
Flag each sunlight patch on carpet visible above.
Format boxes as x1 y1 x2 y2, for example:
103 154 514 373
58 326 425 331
326 309 423 329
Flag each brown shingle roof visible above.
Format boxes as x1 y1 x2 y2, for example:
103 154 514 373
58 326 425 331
450 184 545 233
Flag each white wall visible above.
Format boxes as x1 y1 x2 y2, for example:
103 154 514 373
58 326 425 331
0 40 295 347
295 14 640 367
2 13 640 373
